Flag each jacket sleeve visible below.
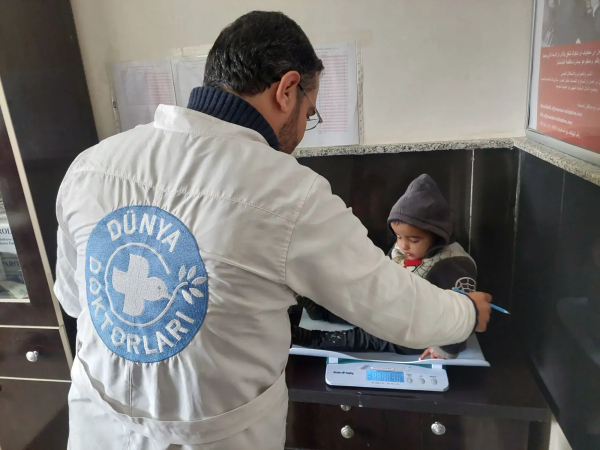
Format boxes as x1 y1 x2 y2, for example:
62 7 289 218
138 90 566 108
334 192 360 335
285 175 477 349
425 257 478 358
54 182 81 318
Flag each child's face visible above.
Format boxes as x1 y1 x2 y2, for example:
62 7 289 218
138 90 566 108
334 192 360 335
391 222 435 260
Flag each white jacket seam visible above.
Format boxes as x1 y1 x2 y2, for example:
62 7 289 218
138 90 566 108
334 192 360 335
282 174 319 285
153 122 266 145
69 168 295 223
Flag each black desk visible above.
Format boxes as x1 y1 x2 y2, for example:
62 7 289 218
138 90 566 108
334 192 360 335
285 324 551 450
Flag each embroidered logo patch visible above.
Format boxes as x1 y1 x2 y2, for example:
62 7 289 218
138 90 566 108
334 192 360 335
85 206 208 363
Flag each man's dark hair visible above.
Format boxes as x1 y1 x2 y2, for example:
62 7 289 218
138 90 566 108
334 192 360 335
204 11 324 96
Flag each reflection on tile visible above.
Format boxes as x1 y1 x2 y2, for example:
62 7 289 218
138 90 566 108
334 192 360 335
555 173 600 314
471 149 518 310
512 151 564 341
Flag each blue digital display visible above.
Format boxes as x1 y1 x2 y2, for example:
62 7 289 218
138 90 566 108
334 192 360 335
366 370 404 383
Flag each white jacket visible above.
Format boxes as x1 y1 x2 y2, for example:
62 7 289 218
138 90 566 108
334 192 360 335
55 105 476 449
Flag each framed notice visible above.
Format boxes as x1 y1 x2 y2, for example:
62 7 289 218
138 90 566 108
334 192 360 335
527 0 600 166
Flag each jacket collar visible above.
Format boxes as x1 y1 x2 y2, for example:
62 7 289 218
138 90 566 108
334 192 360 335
186 87 280 151
153 105 268 149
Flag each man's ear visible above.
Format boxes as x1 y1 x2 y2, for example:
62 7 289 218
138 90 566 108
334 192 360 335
275 71 301 113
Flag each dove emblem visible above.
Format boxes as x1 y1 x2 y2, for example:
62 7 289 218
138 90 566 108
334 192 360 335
112 254 169 316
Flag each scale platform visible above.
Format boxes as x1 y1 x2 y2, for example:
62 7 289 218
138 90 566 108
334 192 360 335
291 311 489 391
326 358 449 391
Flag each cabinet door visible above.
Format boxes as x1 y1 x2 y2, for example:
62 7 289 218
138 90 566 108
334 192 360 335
0 109 60 327
286 402 420 450
421 413 530 450
0 379 70 450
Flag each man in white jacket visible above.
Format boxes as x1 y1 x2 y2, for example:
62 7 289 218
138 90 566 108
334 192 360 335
55 11 491 450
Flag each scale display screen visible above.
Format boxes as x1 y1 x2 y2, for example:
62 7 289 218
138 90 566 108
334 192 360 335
366 370 404 383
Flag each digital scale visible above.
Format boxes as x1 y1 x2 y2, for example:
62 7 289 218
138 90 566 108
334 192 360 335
325 358 449 391
290 311 489 392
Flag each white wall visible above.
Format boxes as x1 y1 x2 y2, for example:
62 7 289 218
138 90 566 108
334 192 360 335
71 0 533 143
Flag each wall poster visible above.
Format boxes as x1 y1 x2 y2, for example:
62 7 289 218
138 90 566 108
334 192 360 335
528 0 600 165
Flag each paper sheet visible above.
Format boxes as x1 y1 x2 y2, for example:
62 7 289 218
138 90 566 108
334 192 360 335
111 42 361 143
290 311 490 367
298 41 361 148
112 59 176 132
171 56 207 107
0 281 28 300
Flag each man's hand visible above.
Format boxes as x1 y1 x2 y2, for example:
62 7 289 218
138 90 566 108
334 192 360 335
467 292 492 332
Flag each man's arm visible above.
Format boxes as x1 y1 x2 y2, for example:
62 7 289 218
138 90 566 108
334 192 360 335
285 175 490 350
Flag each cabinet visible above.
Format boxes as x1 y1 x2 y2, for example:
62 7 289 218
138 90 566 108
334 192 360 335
420 413 530 450
286 402 420 449
286 404 542 450
0 0 98 448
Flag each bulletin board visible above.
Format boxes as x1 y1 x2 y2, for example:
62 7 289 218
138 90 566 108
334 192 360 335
526 0 600 166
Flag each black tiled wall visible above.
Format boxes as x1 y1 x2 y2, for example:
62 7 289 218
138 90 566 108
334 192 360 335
512 152 565 352
513 152 600 450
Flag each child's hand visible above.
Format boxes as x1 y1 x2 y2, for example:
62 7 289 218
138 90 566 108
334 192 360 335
419 348 446 360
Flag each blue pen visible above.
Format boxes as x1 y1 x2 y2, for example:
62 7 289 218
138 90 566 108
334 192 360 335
452 287 510 314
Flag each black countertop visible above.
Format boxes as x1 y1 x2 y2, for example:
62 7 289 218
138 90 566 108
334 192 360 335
285 322 550 422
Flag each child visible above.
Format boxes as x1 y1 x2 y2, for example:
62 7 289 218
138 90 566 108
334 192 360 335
291 174 478 359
